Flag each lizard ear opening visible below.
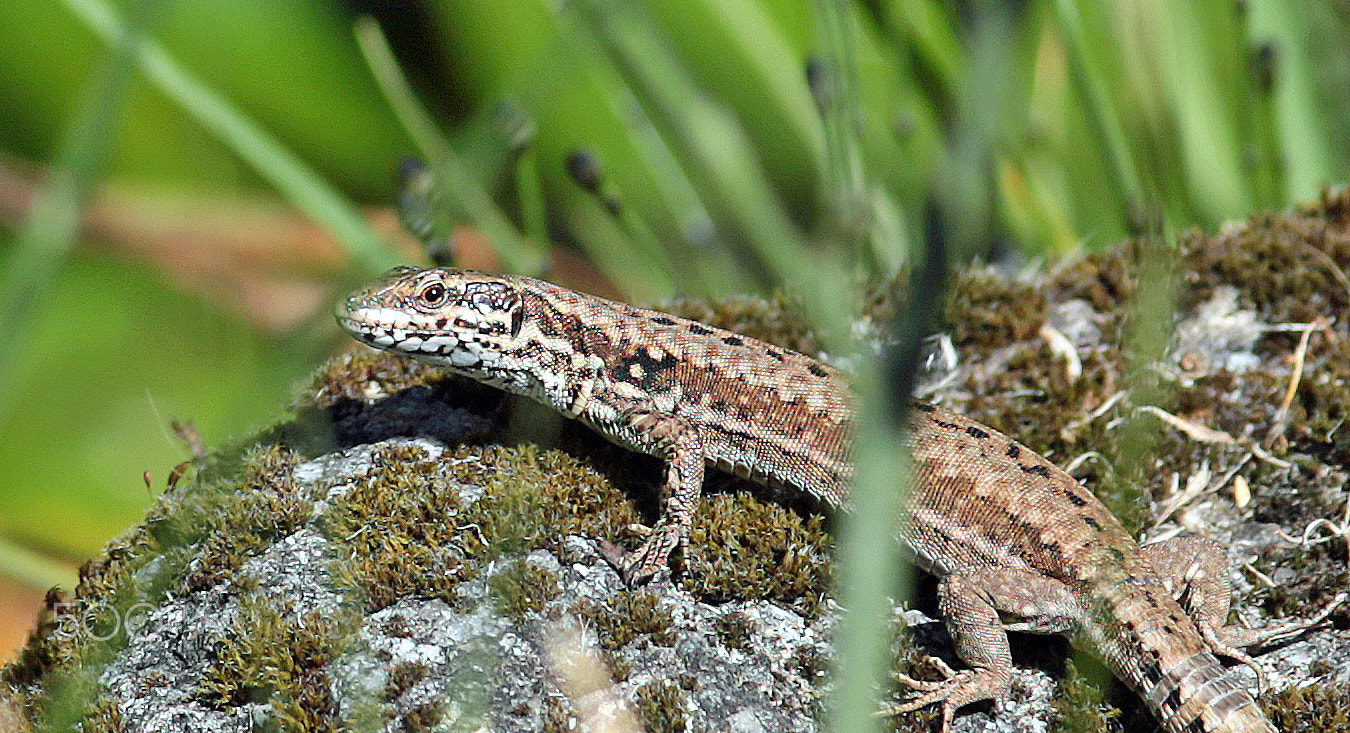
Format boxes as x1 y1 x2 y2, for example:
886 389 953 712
509 302 525 338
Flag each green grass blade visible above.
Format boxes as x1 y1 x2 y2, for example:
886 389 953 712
0 0 168 422
567 0 853 338
812 0 869 251
1247 1 1348 202
0 537 76 591
1155 1 1250 220
58 0 393 274
1051 0 1145 220
354 16 545 275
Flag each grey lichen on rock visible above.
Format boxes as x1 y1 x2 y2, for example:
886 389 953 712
6 187 1350 732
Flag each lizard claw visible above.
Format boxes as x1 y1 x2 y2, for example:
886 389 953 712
597 540 634 579
891 654 959 689
598 520 688 586
597 540 658 586
881 656 959 722
625 522 653 537
881 657 1007 733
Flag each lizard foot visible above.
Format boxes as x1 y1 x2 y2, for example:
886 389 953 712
881 656 1007 733
1245 591 1347 646
598 519 689 586
1200 591 1348 693
889 654 959 692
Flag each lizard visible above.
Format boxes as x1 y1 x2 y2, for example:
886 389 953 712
336 264 1342 733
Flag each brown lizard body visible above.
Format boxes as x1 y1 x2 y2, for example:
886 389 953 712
338 265 1338 733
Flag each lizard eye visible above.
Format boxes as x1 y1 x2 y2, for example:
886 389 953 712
419 282 447 306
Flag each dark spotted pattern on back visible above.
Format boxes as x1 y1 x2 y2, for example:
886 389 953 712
611 346 680 392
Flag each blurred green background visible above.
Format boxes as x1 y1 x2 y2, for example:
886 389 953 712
1 0 1348 663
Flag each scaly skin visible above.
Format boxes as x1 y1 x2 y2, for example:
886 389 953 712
338 265 1341 733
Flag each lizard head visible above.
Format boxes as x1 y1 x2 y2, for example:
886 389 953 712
336 266 525 373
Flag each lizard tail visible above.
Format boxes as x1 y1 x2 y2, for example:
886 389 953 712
1130 650 1275 733
1093 576 1277 733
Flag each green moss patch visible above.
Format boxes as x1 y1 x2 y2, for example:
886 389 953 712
682 493 834 617
326 442 640 613
1266 683 1350 733
634 678 687 733
573 591 676 650
198 598 356 731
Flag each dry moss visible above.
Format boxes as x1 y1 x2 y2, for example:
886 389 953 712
198 598 355 731
1049 660 1116 733
713 611 756 652
1265 683 1350 733
400 702 448 731
633 678 686 733
325 439 643 614
0 688 33 733
455 445 642 564
488 559 562 618
540 693 575 733
3 442 314 728
286 348 510 459
301 349 445 410
660 292 821 356
383 660 429 702
152 444 310 595
573 591 676 650
791 643 830 685
944 268 1049 347
324 442 470 611
682 493 833 618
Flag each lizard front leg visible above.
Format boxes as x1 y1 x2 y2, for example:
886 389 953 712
597 405 706 585
884 566 1081 733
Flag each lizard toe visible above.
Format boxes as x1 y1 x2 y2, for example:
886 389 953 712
883 666 1009 733
892 654 958 689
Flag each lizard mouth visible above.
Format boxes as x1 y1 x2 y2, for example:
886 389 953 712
337 311 490 368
